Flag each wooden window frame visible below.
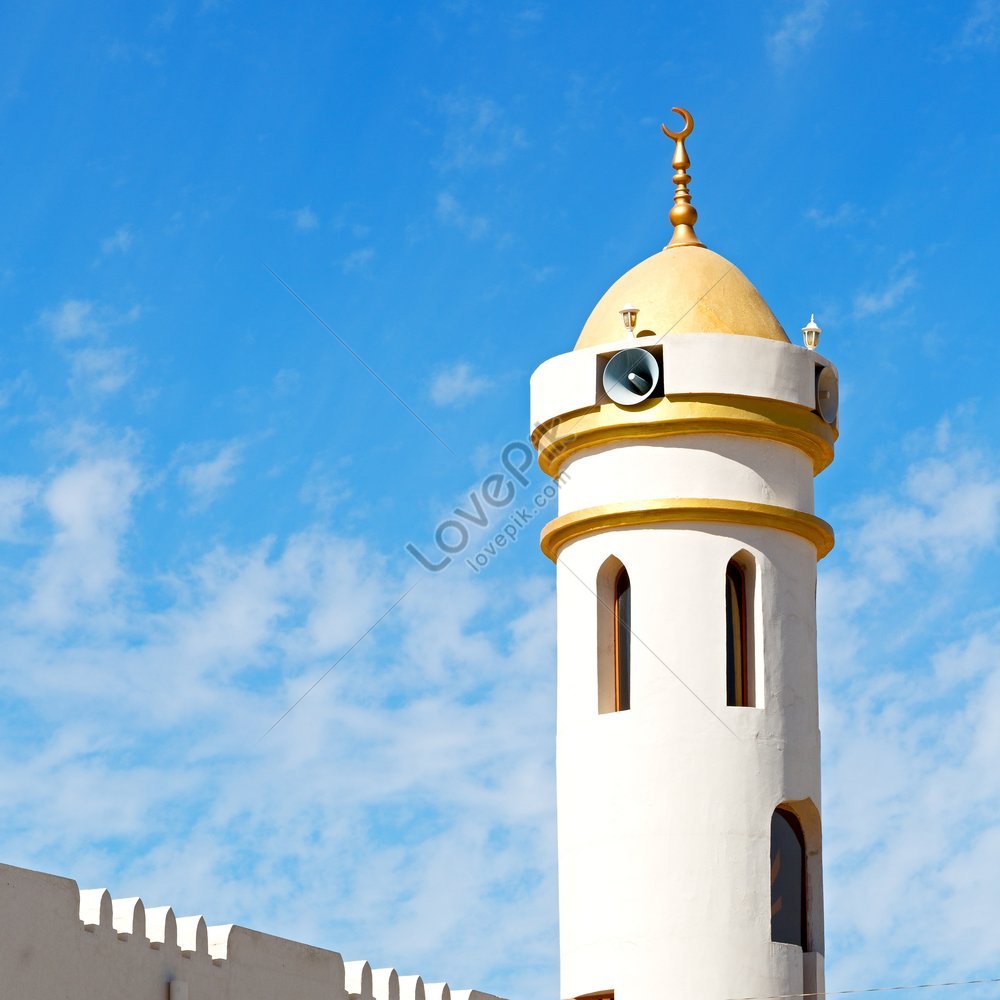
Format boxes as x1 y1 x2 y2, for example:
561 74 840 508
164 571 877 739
725 559 750 707
613 566 631 712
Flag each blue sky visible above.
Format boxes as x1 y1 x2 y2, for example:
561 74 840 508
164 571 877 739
1 2 999 997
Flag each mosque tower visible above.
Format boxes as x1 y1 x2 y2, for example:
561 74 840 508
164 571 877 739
530 109 839 1000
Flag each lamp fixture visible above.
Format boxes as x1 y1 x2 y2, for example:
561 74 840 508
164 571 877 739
801 313 822 351
619 303 639 338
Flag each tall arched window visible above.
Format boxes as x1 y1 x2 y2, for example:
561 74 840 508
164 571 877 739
596 557 631 715
725 558 751 707
613 566 631 712
771 808 807 947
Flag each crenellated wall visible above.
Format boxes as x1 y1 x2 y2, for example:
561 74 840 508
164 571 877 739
0 863 506 1000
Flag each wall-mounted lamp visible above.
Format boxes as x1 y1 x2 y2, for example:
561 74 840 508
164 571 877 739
619 304 639 339
801 313 822 351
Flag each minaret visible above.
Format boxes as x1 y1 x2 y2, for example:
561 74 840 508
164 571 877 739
530 109 838 1000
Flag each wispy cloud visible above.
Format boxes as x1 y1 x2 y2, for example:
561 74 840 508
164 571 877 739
151 5 177 31
0 428 558 996
952 0 999 51
819 421 1000 987
806 203 857 229
428 362 492 408
40 300 99 340
0 371 31 410
341 247 375 274
100 225 134 255
853 269 917 318
291 206 319 232
70 346 135 394
299 459 351 514
106 40 164 67
39 300 141 394
26 449 142 628
274 207 320 232
436 192 489 240
272 368 301 397
436 94 527 171
0 476 37 542
178 441 244 510
767 0 829 66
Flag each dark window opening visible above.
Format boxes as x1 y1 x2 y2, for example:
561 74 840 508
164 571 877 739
771 808 807 948
614 567 631 712
725 559 750 707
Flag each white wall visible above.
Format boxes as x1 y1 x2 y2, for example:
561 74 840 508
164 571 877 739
0 863 506 1000
557 436 815 517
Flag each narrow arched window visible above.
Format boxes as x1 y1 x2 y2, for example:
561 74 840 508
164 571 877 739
725 559 751 707
613 566 631 712
771 808 807 947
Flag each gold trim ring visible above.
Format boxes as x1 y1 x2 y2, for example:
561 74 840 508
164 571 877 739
532 395 836 477
540 497 835 562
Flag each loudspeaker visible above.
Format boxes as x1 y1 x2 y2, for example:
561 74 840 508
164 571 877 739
815 365 838 424
602 348 660 406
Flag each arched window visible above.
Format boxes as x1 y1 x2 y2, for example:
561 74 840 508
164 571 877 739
771 808 807 947
725 558 752 707
613 566 631 712
596 557 631 714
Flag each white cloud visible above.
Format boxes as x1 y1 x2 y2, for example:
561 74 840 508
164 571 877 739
152 5 177 31
0 476 37 541
39 300 141 394
437 94 527 171
40 299 98 340
767 0 828 66
0 460 558 996
71 346 135 394
953 0 999 51
805 203 856 228
298 459 351 513
178 442 244 510
428 361 492 407
341 247 375 274
853 270 917 318
291 206 319 231
843 448 1000 585
100 226 134 255
819 424 1000 989
26 452 142 627
435 192 489 240
272 368 301 396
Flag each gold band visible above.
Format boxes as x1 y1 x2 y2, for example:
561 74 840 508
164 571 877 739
540 497 835 562
532 394 836 477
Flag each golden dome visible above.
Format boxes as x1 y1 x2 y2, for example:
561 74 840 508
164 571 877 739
574 243 789 351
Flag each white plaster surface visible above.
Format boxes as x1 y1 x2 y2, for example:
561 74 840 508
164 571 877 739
530 333 835 432
557 435 815 517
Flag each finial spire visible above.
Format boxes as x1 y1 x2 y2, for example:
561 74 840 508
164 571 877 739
661 107 704 250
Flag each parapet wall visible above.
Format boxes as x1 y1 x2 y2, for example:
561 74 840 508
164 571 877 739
0 863 506 1000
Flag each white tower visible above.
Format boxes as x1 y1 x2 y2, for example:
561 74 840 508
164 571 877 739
530 109 839 1000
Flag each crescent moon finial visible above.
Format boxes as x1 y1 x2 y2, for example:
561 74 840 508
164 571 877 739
660 105 704 249
660 106 694 142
